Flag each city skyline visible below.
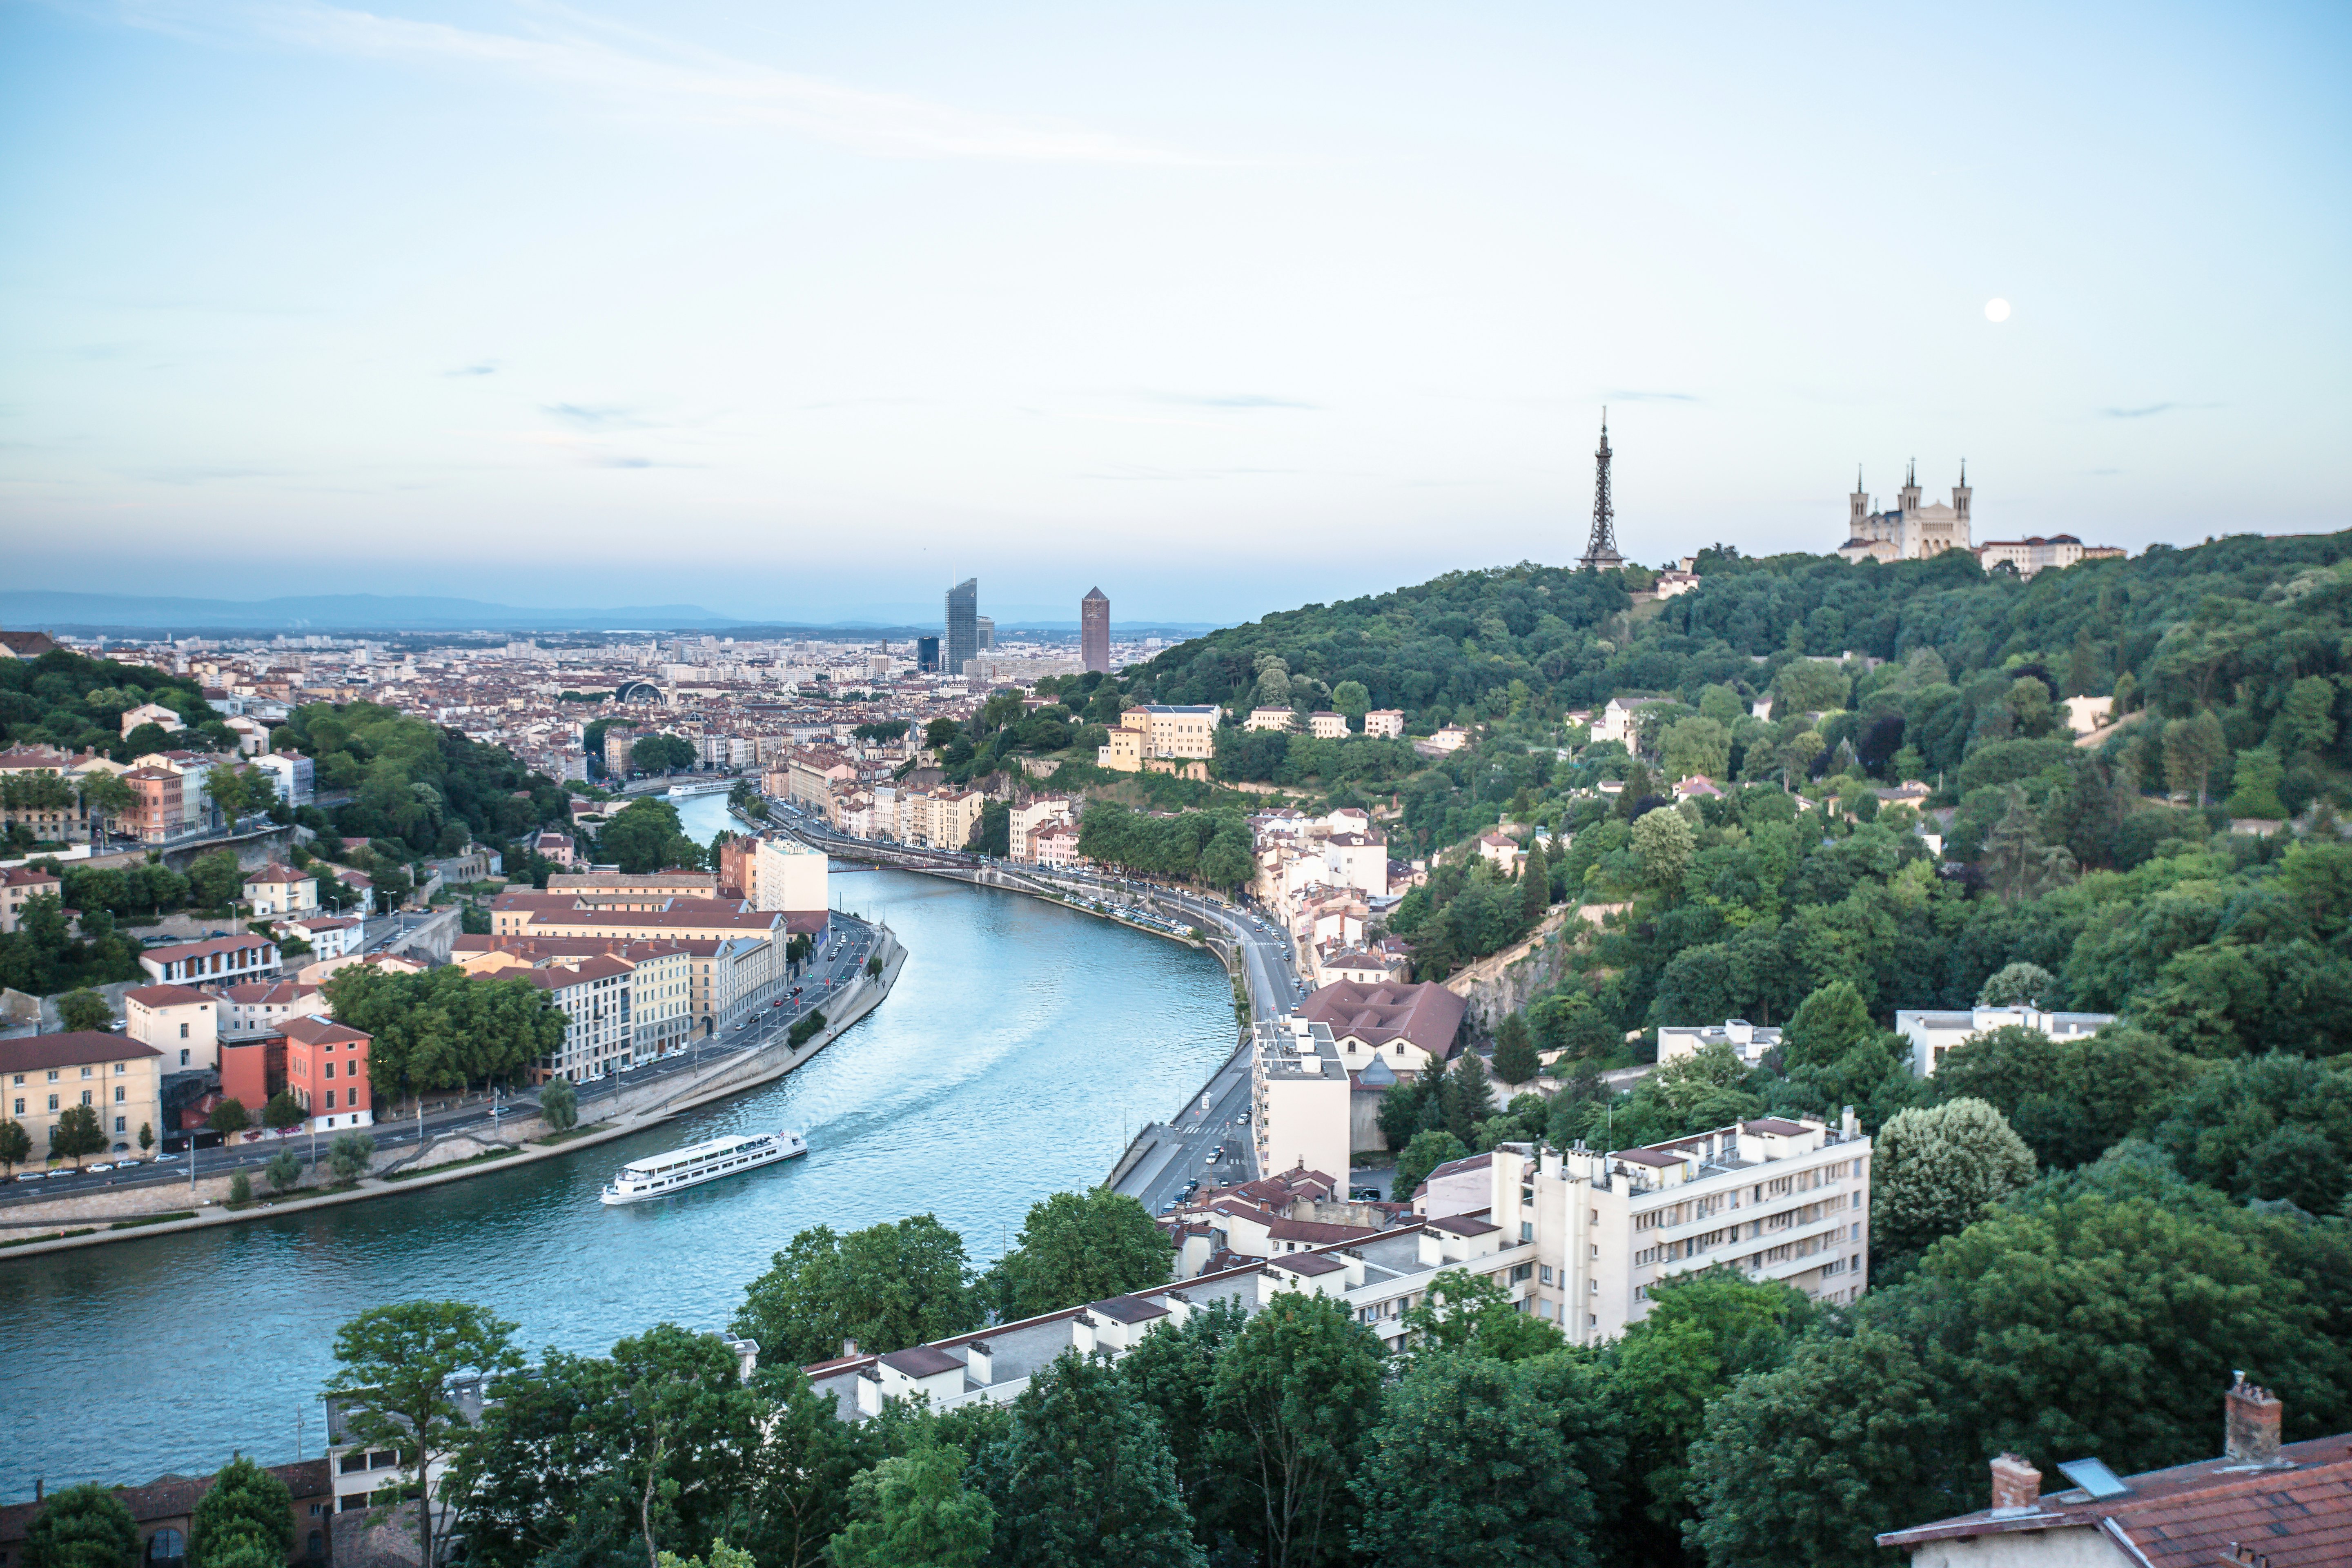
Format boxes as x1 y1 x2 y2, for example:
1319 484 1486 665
3 1 2347 624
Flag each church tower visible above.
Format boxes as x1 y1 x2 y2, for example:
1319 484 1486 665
1951 461 1972 548
1849 467 1870 538
1897 459 1923 559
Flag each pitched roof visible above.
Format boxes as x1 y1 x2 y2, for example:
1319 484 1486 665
243 862 308 883
1877 1437 2352 1568
0 1031 163 1072
124 984 214 1008
282 1015 370 1047
1292 979 1466 1059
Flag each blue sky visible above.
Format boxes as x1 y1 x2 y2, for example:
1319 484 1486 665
3 0 2346 625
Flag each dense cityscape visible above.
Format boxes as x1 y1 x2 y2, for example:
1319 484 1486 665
6 2 2348 1566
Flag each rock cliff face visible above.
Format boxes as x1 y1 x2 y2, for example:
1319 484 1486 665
1441 902 1629 1034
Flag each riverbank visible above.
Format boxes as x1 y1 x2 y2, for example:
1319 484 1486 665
0 935 906 1260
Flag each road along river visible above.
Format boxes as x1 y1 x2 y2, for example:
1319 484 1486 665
0 830 1235 1496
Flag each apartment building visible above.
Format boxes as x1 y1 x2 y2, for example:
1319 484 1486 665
1098 704 1219 773
1363 709 1405 739
1451 1114 1873 1344
218 980 329 1040
523 955 635 1081
140 934 281 985
0 866 62 934
1896 1003 2116 1077
122 765 187 842
747 835 828 913
124 983 220 1073
281 1015 374 1133
2 1031 165 1158
1009 796 1075 862
280 915 361 962
1246 708 1297 732
1308 711 1348 739
1250 1018 1352 1185
1658 1018 1782 1069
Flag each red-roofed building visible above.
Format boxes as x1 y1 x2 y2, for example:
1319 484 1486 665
1878 1377 2352 1568
1292 978 1466 1074
282 1014 374 1133
0 865 62 934
140 934 280 986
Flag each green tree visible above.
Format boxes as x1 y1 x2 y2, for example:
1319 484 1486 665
189 1455 295 1568
1205 1291 1384 1568
56 988 113 1032
263 1090 304 1130
1980 786 2075 904
330 1131 375 1183
830 1443 995 1568
630 733 698 773
78 771 135 844
2148 1052 2352 1213
599 796 707 875
975 1350 1203 1568
1687 1325 1956 1568
2225 746 2288 820
204 764 257 829
1931 1024 2191 1170
1393 1129 1469 1201
2161 710 2230 806
326 1301 525 1568
1397 1269 1564 1363
1354 1352 1603 1568
20 1482 142 1568
1118 1298 1252 1542
733 1215 978 1367
1601 1270 1819 1558
228 1170 253 1205
265 1149 304 1193
1445 1051 1495 1142
1872 1098 2038 1261
1781 980 1874 1070
1975 962 2058 1007
1492 1014 1539 1086
0 1117 32 1172
736 1363 881 1568
138 1120 153 1154
1630 807 1693 890
657 1546 754 1568
209 1098 252 1136
984 1189 1172 1322
187 849 244 910
2277 675 2338 760
539 1075 578 1133
50 1102 106 1165
1660 716 1732 782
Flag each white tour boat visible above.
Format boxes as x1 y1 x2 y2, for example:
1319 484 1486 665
600 1129 807 1205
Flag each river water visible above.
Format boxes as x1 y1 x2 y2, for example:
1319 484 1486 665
0 795 1234 1495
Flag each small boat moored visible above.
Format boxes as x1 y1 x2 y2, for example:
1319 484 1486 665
601 1129 806 1205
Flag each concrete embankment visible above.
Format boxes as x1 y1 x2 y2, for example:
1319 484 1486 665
0 935 905 1260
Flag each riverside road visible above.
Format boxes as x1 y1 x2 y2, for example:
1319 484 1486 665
765 801 1308 1206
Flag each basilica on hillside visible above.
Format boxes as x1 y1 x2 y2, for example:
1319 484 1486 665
1837 462 1972 563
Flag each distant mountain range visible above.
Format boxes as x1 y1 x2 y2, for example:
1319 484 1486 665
0 590 1222 639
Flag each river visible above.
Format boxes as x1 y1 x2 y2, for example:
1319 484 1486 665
0 794 1236 1495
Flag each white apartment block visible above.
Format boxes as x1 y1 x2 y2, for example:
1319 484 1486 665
1895 1004 2116 1077
1308 711 1348 739
1593 695 1669 749
526 955 635 1080
1009 796 1074 862
1450 1114 1873 1343
748 835 828 913
1658 1017 1782 1069
1246 708 1298 733
1363 709 1405 738
1250 1018 1351 1184
805 1216 1539 1425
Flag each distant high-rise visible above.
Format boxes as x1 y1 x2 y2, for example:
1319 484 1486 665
944 579 978 675
916 635 940 673
1080 587 1111 674
975 615 995 652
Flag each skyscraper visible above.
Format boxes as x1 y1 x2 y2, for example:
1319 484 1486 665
944 578 978 675
1081 587 1111 674
975 616 995 651
916 635 940 673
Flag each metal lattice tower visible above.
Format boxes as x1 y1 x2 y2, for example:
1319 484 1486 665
1578 409 1624 571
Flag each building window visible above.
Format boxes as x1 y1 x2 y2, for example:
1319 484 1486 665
115 1117 126 1133
145 1529 187 1568
80 1091 91 1107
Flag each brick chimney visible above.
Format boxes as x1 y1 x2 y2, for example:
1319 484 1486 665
2224 1372 2282 1466
1989 1453 2042 1515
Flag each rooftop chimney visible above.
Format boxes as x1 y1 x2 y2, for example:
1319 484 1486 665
2224 1372 2283 1466
840 1338 859 1359
1989 1453 2042 1515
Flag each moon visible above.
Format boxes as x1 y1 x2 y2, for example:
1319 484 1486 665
1984 298 2012 323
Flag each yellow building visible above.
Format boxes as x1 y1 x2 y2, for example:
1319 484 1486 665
1098 704 1219 773
3 1032 165 1162
124 982 221 1073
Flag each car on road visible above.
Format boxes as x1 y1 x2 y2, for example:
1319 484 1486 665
87 1163 115 1173
1205 1145 1223 1165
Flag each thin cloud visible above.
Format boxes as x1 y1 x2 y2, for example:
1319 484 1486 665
1136 392 1321 410
545 403 639 427
2102 403 2177 419
116 0 1193 164
446 361 498 377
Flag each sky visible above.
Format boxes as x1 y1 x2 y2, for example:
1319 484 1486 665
2 1 2348 627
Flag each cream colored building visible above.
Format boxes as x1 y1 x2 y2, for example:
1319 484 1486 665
1246 708 1298 733
242 862 319 919
2 1032 165 1160
749 835 829 912
1009 796 1075 863
124 982 221 1073
1250 1018 1352 1182
1362 710 1405 739
1451 1114 1873 1343
1097 705 1218 773
0 866 62 934
1308 711 1349 739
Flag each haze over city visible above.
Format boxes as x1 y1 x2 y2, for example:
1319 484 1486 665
5 0 2347 622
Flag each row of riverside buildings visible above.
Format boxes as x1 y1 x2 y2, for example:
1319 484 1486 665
0 842 836 1168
